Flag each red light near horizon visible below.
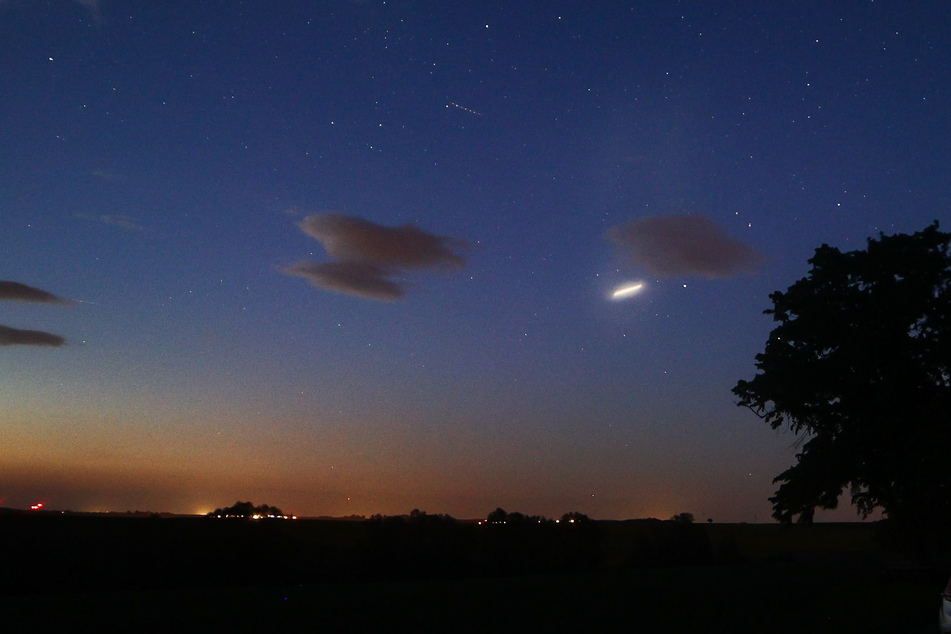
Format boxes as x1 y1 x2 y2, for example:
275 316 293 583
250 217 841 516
30 503 45 510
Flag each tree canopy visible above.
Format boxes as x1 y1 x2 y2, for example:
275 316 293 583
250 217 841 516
208 501 286 518
733 222 951 524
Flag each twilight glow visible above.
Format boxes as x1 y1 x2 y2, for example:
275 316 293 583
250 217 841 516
0 0 946 523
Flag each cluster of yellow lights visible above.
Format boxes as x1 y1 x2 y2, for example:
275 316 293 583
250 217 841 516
213 514 298 520
250 514 298 520
477 518 579 525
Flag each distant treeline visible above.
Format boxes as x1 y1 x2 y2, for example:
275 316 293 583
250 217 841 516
0 509 882 595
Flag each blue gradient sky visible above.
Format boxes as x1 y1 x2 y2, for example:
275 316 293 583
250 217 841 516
2 0 949 519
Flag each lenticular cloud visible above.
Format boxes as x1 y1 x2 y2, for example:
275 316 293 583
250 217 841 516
0 325 65 347
282 261 406 301
607 215 763 278
282 213 467 301
298 214 465 269
0 280 70 347
0 280 71 304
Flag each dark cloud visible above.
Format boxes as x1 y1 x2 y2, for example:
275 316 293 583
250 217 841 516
0 281 72 304
0 281 71 346
284 213 467 301
0 325 65 347
607 215 764 278
282 261 404 301
298 214 466 269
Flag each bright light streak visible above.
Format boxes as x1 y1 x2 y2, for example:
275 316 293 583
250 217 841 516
611 282 645 300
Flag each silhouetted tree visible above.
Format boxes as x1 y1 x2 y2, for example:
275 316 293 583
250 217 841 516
734 222 951 526
486 507 508 524
670 512 695 524
366 510 466 578
506 511 527 524
208 501 285 518
561 512 590 523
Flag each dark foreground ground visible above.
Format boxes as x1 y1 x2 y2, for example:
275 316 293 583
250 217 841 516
2 560 944 633
0 513 945 632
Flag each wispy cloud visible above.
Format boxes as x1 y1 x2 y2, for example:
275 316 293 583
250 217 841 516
0 325 65 347
282 213 467 301
0 0 104 24
607 215 763 278
0 281 72 304
0 0 101 14
76 213 148 232
74 0 102 23
91 169 125 181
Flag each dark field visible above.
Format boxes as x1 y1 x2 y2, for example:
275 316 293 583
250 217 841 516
0 513 944 632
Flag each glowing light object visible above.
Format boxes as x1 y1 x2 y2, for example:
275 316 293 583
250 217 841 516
611 282 645 300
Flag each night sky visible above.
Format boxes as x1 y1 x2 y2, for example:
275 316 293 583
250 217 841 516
2 0 949 521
